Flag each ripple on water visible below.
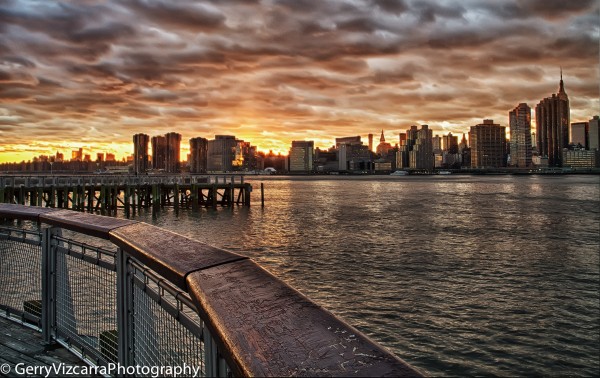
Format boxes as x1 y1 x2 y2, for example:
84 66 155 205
130 175 599 376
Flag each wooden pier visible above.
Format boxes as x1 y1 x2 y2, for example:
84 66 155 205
0 175 252 216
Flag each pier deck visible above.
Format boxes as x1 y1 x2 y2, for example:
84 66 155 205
0 174 253 215
0 316 90 377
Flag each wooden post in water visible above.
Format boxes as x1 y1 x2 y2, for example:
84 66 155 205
18 186 24 205
100 185 106 215
174 183 179 214
63 187 69 209
71 186 77 210
261 182 264 207
49 186 56 208
152 184 159 211
125 186 131 218
211 184 217 209
191 184 198 211
229 177 235 208
87 187 93 212
37 187 43 207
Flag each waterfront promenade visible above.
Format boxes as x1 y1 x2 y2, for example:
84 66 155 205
0 317 90 377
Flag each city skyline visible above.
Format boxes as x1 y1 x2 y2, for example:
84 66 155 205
1 0 598 163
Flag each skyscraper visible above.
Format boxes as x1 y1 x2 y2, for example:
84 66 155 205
151 135 166 170
509 103 532 167
535 72 570 166
165 132 182 173
208 135 237 172
470 119 507 168
189 137 208 173
289 141 314 172
133 133 149 174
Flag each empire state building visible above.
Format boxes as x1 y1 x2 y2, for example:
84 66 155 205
535 71 570 166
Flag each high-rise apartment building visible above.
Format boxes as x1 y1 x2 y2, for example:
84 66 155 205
368 134 374 152
189 137 208 173
509 103 532 168
570 122 589 149
289 141 314 172
208 135 237 172
133 133 150 174
470 119 507 168
432 135 442 153
589 116 600 150
165 132 181 173
535 73 570 166
151 135 166 170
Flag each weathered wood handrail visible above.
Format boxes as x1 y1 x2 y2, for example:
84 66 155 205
0 203 421 376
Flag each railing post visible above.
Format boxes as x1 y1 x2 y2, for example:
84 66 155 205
116 248 132 367
42 227 59 345
203 325 218 377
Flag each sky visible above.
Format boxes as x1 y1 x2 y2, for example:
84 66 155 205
0 0 598 163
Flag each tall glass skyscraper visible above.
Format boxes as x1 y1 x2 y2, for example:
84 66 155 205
509 103 532 168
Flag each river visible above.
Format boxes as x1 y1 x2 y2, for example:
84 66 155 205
135 174 599 376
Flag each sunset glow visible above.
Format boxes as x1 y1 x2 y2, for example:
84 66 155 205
0 0 598 163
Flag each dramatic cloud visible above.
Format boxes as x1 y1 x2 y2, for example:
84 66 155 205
0 0 598 161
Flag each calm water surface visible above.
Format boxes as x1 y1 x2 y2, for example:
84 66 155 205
137 175 599 376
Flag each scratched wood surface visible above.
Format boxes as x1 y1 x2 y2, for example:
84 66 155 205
0 316 92 377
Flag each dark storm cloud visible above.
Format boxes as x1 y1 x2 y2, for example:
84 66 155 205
124 0 225 31
370 0 408 14
0 0 598 159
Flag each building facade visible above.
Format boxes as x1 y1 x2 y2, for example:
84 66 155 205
336 136 371 171
509 103 532 167
151 135 166 170
165 132 181 173
189 137 208 173
289 141 314 172
535 73 570 166
469 119 507 168
397 125 433 170
570 122 589 149
133 133 149 174
207 135 237 172
563 148 600 169
589 116 600 150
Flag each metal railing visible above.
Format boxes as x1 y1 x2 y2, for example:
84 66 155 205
0 203 421 377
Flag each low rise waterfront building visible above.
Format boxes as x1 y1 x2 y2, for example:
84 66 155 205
562 148 600 169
